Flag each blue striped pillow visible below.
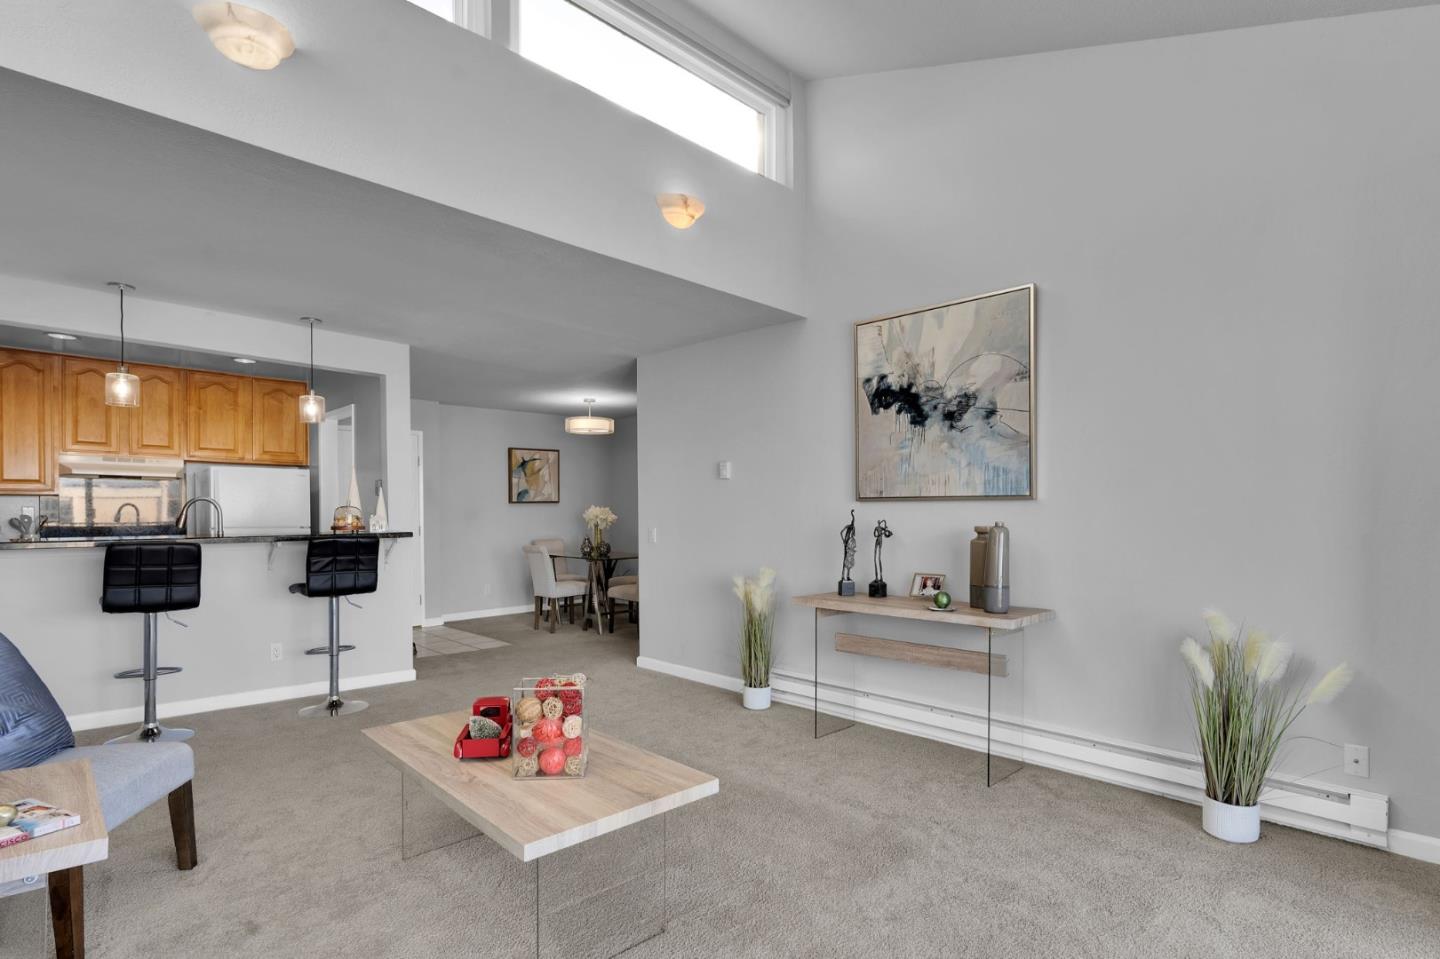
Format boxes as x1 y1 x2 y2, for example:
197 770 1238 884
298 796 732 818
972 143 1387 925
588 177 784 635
0 633 75 770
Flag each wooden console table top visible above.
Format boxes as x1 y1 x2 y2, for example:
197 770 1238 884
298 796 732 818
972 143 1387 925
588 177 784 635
792 592 1055 631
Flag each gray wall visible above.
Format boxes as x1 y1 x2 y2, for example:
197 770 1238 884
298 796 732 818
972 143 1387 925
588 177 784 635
413 401 638 618
638 7 1440 835
313 369 387 513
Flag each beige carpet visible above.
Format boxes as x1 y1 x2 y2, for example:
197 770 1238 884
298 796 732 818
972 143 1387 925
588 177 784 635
8 613 1438 958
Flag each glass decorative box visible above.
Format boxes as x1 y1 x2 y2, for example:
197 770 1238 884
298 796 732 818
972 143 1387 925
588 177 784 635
513 673 587 779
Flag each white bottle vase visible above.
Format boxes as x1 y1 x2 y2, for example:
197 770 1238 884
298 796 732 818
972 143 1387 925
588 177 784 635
742 686 771 710
1202 796 1261 843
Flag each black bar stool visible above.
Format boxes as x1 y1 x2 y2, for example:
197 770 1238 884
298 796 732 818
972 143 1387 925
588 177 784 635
290 536 379 718
100 541 202 743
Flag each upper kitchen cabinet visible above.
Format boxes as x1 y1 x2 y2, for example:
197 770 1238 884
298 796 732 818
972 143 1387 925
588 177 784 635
129 364 185 457
0 348 61 492
251 378 309 465
185 370 252 462
61 356 125 454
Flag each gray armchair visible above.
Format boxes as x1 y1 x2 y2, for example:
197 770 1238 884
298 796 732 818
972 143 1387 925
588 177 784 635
0 632 196 937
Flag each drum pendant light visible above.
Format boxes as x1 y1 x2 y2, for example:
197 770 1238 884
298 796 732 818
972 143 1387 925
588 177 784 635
104 282 140 408
298 317 325 423
565 398 614 435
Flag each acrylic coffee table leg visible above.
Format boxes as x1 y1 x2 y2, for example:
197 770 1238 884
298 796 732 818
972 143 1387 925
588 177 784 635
47 866 83 959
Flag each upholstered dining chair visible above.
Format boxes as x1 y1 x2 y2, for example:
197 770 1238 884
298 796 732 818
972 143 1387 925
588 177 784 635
523 545 586 633
607 581 639 630
531 538 585 620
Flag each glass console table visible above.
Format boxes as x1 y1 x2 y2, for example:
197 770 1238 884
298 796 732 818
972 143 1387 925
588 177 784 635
791 593 1056 786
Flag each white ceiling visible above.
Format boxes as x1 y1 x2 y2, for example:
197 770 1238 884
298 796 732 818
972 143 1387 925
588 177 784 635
0 68 799 415
679 0 1440 78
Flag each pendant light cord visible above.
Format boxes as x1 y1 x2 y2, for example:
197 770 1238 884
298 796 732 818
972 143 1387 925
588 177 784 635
118 285 126 368
308 319 315 390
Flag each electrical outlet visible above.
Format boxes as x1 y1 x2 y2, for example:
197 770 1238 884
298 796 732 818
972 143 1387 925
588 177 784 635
270 642 283 663
1344 744 1369 778
649 527 659 544
483 583 492 596
20 506 36 521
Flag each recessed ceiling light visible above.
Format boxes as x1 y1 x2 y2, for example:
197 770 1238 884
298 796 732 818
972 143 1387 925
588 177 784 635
232 357 258 365
46 332 79 341
192 2 295 71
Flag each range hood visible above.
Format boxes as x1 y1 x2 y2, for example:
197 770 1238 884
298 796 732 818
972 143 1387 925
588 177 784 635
58 453 185 479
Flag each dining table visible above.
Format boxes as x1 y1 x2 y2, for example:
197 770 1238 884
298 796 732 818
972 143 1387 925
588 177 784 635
553 550 638 633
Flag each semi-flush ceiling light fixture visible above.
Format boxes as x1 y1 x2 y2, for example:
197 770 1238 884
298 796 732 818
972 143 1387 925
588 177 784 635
565 398 615 436
657 193 705 229
192 2 295 70
298 317 325 424
104 282 140 408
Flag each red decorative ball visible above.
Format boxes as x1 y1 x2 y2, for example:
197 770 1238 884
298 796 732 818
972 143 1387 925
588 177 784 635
516 737 538 758
538 747 566 775
533 718 564 744
561 697 582 717
558 682 581 704
562 737 584 758
534 677 556 701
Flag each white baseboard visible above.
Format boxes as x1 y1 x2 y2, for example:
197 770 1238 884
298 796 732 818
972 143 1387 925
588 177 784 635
636 656 745 692
67 669 417 732
636 655 1420 855
1389 829 1440 865
426 605 533 627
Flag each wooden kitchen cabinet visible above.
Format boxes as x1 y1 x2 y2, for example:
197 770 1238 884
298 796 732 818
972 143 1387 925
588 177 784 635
251 378 310 465
0 348 61 492
129 364 185 457
184 371 252 462
61 356 125 454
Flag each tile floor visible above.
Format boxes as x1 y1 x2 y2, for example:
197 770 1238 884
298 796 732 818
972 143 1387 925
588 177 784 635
411 624 509 657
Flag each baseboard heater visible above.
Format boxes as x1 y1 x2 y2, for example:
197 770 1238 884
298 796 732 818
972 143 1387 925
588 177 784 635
769 667 1389 849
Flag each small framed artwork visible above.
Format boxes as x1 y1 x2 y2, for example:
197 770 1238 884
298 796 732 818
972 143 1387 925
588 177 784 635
909 572 946 598
508 448 559 503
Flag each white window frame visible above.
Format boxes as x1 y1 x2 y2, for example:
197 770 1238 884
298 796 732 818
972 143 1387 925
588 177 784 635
512 0 793 183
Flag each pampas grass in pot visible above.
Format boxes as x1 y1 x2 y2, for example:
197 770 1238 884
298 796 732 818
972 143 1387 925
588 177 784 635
1181 609 1354 843
734 568 776 710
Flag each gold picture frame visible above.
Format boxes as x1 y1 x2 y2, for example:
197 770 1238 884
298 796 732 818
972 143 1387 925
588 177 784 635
854 284 1036 500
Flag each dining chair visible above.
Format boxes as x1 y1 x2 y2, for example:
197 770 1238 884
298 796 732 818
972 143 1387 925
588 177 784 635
607 581 639 629
523 545 586 633
531 538 585 620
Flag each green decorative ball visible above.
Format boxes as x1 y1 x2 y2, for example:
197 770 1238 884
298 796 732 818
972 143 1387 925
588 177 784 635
933 591 952 609
469 715 503 740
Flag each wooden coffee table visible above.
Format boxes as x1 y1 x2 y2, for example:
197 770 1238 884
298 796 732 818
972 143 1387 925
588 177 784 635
364 711 718 957
0 760 109 959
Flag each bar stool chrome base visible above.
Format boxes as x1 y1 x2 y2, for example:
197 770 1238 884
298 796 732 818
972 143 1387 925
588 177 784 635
298 697 369 718
106 723 195 744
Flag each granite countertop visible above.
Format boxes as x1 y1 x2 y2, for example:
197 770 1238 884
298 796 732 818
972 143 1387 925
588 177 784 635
0 531 413 551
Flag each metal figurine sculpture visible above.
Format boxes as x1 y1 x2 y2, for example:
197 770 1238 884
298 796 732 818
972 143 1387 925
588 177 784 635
868 519 893 598
838 509 858 596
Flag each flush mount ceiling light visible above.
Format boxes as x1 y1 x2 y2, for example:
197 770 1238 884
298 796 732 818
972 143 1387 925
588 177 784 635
46 332 79 341
104 282 140 408
657 193 705 230
192 2 295 70
565 398 615 436
298 317 325 424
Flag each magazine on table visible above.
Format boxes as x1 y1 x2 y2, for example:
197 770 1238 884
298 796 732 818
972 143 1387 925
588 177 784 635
0 799 82 848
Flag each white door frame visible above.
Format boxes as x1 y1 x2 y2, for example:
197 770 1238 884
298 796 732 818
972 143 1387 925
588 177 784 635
411 429 427 627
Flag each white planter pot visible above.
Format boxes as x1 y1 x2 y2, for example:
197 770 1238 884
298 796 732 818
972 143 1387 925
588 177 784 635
742 685 771 710
1202 796 1261 844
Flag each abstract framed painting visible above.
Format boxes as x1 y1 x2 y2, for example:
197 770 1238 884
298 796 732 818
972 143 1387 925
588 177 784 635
508 447 559 503
855 285 1035 500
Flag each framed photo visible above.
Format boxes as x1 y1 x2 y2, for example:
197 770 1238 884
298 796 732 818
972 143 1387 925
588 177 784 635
855 285 1035 500
508 448 559 503
909 573 947 598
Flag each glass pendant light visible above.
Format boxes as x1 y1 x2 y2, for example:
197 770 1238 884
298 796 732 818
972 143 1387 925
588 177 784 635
104 282 140 407
565 398 615 435
298 317 325 423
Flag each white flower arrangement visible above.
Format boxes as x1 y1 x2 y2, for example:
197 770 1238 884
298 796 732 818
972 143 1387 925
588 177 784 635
1181 608 1353 808
582 505 617 530
733 568 776 689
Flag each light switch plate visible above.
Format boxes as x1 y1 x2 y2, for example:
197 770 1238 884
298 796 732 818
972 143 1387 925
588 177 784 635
648 527 659 544
717 460 732 480
1344 744 1369 778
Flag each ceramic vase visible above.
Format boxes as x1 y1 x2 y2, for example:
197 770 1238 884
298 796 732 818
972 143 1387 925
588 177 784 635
1202 796 1261 844
742 685 771 710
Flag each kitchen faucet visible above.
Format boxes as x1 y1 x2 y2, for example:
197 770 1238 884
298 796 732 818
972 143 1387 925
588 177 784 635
176 497 225 538
113 502 141 524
